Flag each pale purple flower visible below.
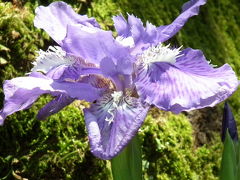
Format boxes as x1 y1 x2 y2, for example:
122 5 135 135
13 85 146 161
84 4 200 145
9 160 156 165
0 0 239 160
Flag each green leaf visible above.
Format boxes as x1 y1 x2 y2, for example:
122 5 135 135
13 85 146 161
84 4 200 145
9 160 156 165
236 140 240 179
111 135 142 180
220 131 237 180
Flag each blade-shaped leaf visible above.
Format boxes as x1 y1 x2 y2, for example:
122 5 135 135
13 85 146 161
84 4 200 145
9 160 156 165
111 135 142 180
220 131 237 180
236 140 240 179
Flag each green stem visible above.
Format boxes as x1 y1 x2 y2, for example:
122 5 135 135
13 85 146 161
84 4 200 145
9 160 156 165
111 135 142 180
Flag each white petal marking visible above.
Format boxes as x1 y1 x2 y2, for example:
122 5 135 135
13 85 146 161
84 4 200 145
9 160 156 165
116 36 135 48
31 46 75 73
105 91 123 124
139 43 182 66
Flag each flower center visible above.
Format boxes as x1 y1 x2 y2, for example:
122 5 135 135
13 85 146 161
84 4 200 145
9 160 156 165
111 91 123 103
139 43 182 66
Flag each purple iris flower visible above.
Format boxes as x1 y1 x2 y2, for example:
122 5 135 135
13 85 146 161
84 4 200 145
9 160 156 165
0 0 239 160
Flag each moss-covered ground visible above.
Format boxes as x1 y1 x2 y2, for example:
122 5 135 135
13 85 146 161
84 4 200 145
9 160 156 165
0 0 239 179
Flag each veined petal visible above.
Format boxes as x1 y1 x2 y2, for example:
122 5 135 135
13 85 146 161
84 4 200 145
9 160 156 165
157 0 207 42
0 72 100 125
37 94 74 120
135 48 239 113
84 92 149 160
62 24 130 65
34 1 99 45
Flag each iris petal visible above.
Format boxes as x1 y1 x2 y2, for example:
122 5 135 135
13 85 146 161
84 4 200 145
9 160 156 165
62 24 129 65
112 14 130 38
34 1 99 45
0 72 100 125
37 94 74 120
113 14 158 53
46 64 102 82
135 48 239 113
100 57 133 91
84 93 149 160
113 0 207 53
157 0 207 42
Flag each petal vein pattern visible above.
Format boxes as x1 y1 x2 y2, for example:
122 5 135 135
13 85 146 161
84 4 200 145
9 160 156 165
135 48 239 113
84 92 149 159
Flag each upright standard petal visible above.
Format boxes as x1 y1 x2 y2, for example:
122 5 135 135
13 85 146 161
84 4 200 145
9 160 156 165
84 92 149 160
113 14 158 53
113 0 207 53
0 72 100 125
157 0 207 42
135 48 239 113
62 24 130 65
34 1 99 45
100 57 133 91
113 14 130 38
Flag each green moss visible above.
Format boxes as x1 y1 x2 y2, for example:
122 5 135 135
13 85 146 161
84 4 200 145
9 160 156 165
139 111 221 180
0 97 111 179
0 2 48 73
88 0 121 30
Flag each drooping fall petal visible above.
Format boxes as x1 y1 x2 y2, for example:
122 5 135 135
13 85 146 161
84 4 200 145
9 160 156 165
84 93 149 160
135 48 239 113
0 72 100 125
